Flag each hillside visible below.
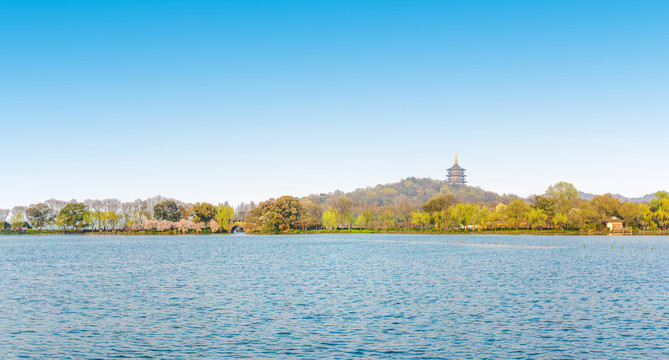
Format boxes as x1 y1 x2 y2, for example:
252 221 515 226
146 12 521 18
303 177 520 207
302 177 658 209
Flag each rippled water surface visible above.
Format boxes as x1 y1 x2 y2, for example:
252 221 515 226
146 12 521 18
1 234 668 359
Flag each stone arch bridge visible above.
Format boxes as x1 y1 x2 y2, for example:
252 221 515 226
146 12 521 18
228 222 246 233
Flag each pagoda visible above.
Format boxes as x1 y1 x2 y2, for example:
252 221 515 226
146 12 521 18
447 154 466 184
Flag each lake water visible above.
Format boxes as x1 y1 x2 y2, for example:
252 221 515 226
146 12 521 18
1 234 667 359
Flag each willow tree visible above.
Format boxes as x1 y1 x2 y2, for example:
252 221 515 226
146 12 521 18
214 204 235 231
650 191 669 229
322 209 338 230
527 208 548 230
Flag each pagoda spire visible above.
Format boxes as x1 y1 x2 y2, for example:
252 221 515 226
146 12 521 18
447 153 466 184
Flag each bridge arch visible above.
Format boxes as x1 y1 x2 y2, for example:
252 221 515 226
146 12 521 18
229 225 245 233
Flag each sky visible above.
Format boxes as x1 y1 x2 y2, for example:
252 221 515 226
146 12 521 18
1 0 667 208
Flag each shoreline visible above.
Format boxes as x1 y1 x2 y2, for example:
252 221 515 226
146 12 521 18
2 229 668 236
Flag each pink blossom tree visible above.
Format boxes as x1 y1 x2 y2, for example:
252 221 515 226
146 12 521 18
175 218 192 234
143 220 158 230
192 222 205 233
208 219 219 233
157 220 173 232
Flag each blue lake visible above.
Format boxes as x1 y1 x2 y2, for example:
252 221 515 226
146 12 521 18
1 234 668 359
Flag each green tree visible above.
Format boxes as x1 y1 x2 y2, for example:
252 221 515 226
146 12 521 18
361 210 374 229
590 194 621 221
99 211 109 230
410 211 431 231
650 191 669 229
490 204 507 231
190 202 216 223
330 195 354 230
650 190 669 203
432 210 449 231
422 194 457 213
91 210 104 230
527 208 548 230
474 207 491 231
214 204 234 232
84 211 97 231
618 202 641 228
552 212 568 230
246 201 269 229
11 211 26 230
106 211 121 230
322 209 338 230
154 200 182 222
545 182 579 215
249 196 303 232
57 202 88 230
26 203 54 230
505 200 530 229
378 209 396 230
654 200 669 230
532 195 555 216
638 204 656 230
353 214 366 229
268 196 303 230
452 203 478 229
578 200 603 230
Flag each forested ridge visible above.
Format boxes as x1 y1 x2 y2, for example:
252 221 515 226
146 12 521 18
304 177 520 207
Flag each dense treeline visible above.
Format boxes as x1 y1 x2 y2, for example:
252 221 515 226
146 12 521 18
244 182 668 233
1 180 667 234
0 196 241 234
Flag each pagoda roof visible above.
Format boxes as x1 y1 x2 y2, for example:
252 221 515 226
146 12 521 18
447 163 465 171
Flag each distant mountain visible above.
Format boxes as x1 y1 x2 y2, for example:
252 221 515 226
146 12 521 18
577 191 655 203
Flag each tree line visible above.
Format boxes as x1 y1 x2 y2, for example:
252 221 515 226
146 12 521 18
243 182 668 233
1 182 667 234
0 196 240 233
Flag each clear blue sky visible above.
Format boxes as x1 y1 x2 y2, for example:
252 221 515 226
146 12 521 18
1 0 667 207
